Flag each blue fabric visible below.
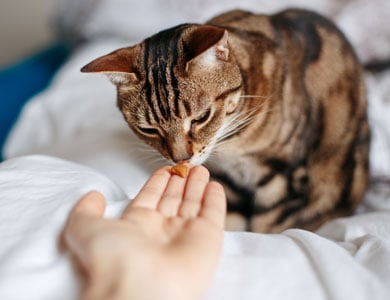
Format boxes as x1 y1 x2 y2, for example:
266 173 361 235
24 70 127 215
0 44 69 161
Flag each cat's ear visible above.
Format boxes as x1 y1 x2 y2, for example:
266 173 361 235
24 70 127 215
185 26 229 72
81 47 139 85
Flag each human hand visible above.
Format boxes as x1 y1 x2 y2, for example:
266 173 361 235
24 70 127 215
63 165 226 300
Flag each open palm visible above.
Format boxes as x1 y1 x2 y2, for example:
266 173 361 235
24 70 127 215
64 165 226 300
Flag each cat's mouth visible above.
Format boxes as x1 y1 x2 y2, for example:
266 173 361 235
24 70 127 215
169 156 203 166
167 150 210 166
189 146 215 166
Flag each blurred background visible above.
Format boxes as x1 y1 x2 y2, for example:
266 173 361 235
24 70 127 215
0 0 68 159
0 0 56 68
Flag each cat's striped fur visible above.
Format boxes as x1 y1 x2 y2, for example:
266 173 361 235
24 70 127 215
82 9 370 233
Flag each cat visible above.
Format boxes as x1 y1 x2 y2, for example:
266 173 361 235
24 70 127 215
81 9 370 233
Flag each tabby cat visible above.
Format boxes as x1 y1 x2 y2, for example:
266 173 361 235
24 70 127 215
81 9 370 233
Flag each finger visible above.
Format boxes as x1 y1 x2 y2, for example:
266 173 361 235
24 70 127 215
124 166 171 214
157 166 191 217
63 191 106 265
200 182 226 229
69 191 106 219
178 166 210 218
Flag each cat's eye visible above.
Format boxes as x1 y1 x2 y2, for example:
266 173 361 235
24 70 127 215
138 126 160 137
192 109 211 125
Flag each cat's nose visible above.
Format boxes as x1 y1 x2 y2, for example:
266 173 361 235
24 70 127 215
176 159 190 164
167 135 193 163
172 154 192 164
171 150 192 164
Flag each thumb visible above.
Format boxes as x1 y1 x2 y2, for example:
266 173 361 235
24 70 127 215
70 191 106 218
62 191 106 264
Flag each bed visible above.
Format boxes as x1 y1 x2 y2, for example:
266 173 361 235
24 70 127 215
1 0 390 299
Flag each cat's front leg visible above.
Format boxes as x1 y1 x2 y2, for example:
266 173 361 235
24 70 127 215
248 165 309 233
209 172 254 231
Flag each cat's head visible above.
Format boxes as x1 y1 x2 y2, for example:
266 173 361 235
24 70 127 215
82 24 243 165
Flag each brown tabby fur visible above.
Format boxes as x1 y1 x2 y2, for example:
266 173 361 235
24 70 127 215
81 9 370 233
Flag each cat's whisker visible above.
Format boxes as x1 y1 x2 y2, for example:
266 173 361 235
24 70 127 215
204 151 219 164
219 103 265 131
214 105 274 146
132 152 158 163
132 147 160 157
148 156 169 168
138 145 171 165
239 93 274 99
135 150 169 169
129 143 162 161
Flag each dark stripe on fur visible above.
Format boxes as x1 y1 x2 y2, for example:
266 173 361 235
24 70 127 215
147 25 187 119
257 172 276 186
212 172 254 219
310 103 325 151
252 158 309 224
150 30 171 120
171 29 183 117
337 126 361 210
168 28 183 117
271 10 322 66
364 59 390 73
222 26 276 50
143 41 160 123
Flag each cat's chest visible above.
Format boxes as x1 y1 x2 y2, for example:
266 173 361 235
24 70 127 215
206 148 267 190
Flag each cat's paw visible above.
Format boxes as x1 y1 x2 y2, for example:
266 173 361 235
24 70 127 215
225 212 247 231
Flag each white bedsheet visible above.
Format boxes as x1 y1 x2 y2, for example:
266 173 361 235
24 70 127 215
1 0 390 299
0 156 389 300
0 155 389 300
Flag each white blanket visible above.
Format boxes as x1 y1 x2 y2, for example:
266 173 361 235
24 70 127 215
1 0 390 299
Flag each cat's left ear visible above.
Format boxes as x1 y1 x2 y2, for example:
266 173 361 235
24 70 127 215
81 46 139 85
186 26 229 72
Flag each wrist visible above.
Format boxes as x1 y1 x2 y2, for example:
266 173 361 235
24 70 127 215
82 260 131 300
85 257 200 300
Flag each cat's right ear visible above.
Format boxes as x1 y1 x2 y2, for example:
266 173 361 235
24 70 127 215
81 47 139 85
185 26 229 72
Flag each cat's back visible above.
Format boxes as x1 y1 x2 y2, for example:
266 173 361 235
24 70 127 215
207 9 275 42
207 8 348 38
208 8 364 105
208 9 357 55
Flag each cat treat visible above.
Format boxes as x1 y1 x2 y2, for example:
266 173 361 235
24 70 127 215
171 164 189 178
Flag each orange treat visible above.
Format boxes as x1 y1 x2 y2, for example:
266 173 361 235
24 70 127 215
171 164 189 178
